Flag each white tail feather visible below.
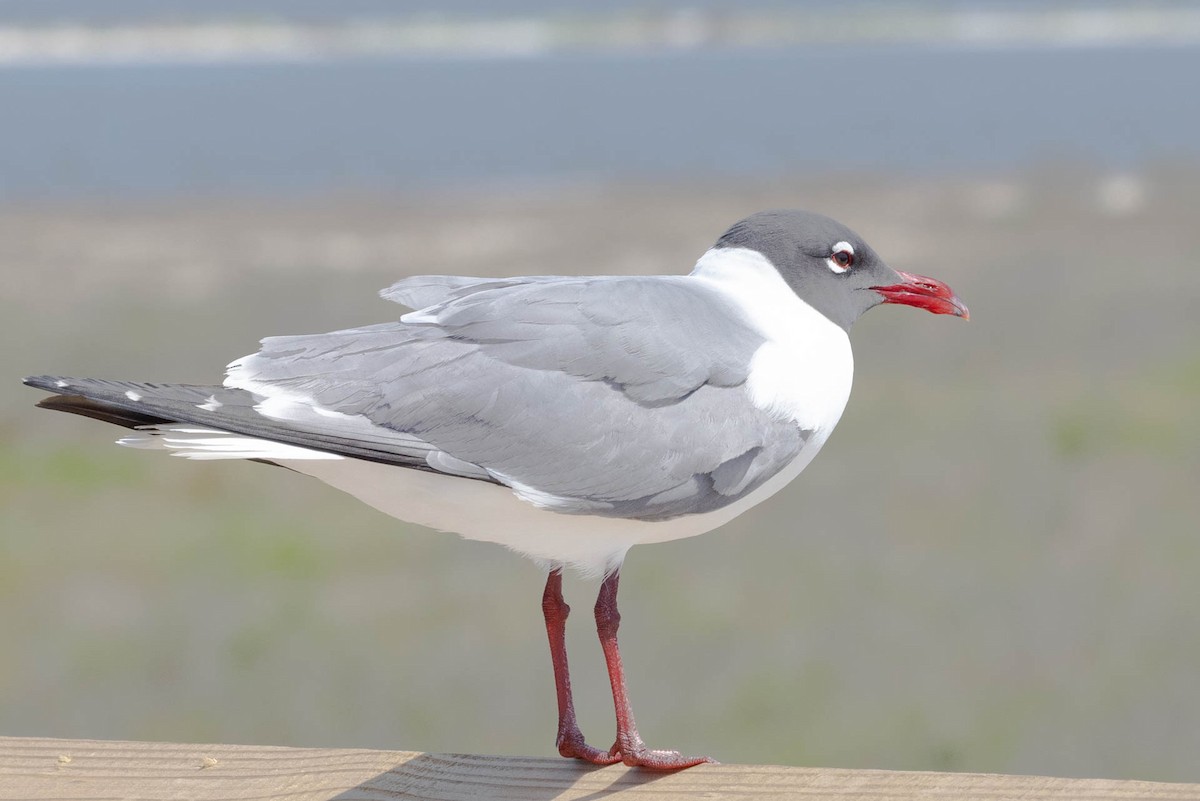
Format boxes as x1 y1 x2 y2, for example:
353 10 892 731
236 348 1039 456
117 425 344 461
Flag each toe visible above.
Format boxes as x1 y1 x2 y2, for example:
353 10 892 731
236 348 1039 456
557 735 623 765
621 747 715 771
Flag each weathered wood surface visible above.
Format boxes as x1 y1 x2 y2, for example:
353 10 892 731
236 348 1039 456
2 736 1198 801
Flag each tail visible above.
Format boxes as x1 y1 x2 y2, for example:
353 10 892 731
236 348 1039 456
23 375 436 468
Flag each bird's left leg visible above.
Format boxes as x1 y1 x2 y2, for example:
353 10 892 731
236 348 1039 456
542 569 621 765
594 571 714 770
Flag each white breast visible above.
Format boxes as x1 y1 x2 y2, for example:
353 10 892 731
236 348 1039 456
690 246 855 435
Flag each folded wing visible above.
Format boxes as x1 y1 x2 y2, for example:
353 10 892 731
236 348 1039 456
226 275 810 521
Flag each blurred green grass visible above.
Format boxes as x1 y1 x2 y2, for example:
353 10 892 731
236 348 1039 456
1 170 1198 781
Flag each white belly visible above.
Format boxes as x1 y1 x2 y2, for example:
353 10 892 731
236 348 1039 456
282 421 836 577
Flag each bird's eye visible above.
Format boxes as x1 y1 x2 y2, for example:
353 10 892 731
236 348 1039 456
826 241 855 274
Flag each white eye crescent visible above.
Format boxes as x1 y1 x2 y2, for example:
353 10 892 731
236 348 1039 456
826 241 855 274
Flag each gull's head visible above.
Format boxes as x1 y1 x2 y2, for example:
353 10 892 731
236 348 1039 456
712 209 969 330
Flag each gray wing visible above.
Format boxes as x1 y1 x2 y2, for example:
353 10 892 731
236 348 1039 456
378 274 564 309
22 376 452 471
228 275 811 521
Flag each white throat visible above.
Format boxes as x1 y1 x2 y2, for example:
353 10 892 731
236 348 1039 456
690 246 854 433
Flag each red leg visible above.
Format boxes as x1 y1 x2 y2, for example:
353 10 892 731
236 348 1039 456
594 571 714 770
542 569 621 765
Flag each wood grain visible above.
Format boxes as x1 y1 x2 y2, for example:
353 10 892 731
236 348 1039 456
2 736 1198 801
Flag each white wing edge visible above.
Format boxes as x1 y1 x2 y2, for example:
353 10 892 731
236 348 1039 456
118 425 346 461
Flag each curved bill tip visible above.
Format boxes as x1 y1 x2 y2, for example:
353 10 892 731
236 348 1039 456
871 270 969 320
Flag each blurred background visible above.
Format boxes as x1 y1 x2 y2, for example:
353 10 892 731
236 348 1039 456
2 0 1199 784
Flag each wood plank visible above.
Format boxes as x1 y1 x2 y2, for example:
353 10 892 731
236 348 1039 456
1 736 1197 801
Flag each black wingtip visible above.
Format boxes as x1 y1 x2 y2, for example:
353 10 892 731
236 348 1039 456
24 375 166 428
23 374 72 393
34 393 171 429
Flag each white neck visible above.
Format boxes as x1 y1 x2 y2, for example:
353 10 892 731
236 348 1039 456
690 247 854 432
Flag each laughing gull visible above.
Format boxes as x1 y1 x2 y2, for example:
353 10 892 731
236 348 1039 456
25 209 967 770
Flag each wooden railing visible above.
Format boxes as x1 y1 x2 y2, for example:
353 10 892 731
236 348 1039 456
1 736 1197 800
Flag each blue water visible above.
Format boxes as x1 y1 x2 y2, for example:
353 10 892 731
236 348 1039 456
0 1 1081 24
1 44 1197 200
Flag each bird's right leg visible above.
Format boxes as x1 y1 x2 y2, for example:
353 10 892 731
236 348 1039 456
542 569 621 765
